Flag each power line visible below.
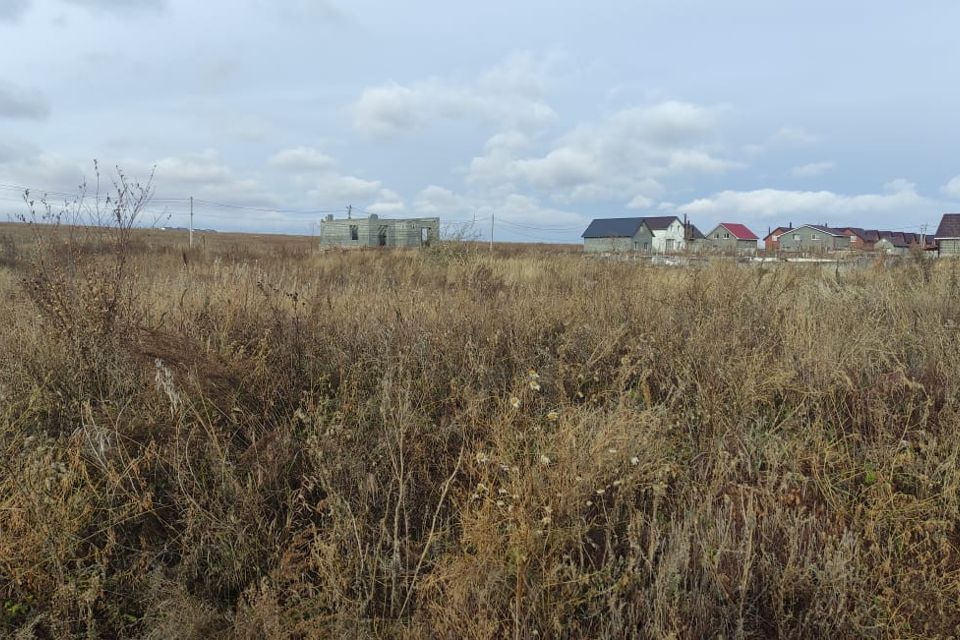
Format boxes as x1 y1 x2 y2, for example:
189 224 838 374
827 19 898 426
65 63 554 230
496 218 584 232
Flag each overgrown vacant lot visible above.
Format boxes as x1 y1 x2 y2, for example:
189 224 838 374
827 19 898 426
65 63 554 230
1 223 959 638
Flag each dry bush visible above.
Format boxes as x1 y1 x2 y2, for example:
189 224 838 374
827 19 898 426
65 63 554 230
0 213 959 639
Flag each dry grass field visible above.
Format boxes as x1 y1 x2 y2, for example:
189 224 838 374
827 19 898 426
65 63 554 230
1 203 959 638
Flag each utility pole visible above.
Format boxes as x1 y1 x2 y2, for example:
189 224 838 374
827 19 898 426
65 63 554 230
921 223 928 248
347 204 352 219
189 196 194 248
490 212 494 253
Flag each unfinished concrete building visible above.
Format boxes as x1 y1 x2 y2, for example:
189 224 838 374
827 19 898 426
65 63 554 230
319 214 440 248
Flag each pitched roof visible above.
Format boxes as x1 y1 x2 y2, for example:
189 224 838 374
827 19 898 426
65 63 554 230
838 226 866 239
641 215 681 231
877 231 917 248
717 223 758 241
581 217 647 238
803 224 848 237
935 213 960 239
763 226 792 241
688 225 706 240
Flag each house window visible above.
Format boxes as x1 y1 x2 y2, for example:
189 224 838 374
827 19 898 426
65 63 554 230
810 235 819 241
793 234 800 241
350 225 359 241
723 233 730 239
714 233 720 239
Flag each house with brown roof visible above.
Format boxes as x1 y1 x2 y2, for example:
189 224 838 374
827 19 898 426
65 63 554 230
763 225 792 253
934 213 960 256
705 222 759 254
836 227 881 250
875 231 932 256
875 231 909 255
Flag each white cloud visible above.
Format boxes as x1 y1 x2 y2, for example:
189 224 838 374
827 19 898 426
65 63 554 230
467 100 735 205
790 161 835 178
352 52 559 138
0 149 87 196
414 185 468 214
627 194 654 209
0 82 49 120
253 0 346 22
306 174 405 212
514 147 601 190
268 146 337 172
0 0 30 21
265 146 404 210
769 126 819 146
942 175 960 199
61 0 167 14
744 126 820 155
367 189 405 214
154 150 232 184
492 193 588 233
680 179 928 223
667 149 739 173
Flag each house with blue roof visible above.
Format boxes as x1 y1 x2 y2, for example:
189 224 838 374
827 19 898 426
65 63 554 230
581 217 652 253
581 216 691 253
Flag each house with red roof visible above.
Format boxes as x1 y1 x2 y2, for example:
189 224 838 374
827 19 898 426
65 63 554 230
705 222 759 254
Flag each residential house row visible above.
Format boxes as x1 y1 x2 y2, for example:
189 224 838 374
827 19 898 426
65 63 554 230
581 216 759 255
583 213 960 257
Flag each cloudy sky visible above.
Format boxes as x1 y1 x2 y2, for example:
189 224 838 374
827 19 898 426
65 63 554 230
2 0 959 240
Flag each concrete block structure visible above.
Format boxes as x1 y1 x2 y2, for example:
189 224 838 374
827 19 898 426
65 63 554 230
319 213 440 248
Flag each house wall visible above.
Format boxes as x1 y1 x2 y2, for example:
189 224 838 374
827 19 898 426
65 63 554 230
651 220 687 253
320 216 439 248
583 226 653 253
875 239 907 256
705 226 757 254
778 228 851 253
938 239 960 256
764 229 789 253
319 219 370 247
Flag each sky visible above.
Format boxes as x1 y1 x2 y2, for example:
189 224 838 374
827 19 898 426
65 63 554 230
2 0 960 241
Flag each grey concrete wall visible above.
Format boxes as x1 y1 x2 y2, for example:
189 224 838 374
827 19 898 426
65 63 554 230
939 239 960 256
320 216 440 248
319 219 369 247
778 228 851 252
583 227 653 253
705 231 757 254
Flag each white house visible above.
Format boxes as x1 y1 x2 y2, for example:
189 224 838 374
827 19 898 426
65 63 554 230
643 216 689 253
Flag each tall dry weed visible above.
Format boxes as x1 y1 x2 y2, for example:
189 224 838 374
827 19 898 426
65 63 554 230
0 222 958 638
